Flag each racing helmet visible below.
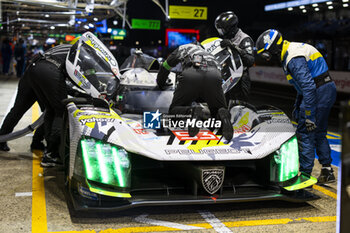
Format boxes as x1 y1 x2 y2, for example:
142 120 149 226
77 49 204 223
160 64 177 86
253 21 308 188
256 29 283 61
215 11 239 38
65 32 121 100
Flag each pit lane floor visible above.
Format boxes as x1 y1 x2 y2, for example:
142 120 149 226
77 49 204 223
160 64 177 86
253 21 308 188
0 77 338 233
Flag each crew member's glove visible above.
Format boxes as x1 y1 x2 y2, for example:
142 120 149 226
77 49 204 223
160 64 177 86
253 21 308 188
305 119 317 132
164 78 173 88
220 39 232 48
158 78 173 90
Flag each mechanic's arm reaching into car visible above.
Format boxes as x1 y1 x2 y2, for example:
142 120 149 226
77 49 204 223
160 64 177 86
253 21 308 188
287 56 317 131
157 47 181 90
220 37 255 67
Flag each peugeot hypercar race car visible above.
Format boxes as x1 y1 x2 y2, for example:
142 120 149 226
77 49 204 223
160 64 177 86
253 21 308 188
60 47 318 212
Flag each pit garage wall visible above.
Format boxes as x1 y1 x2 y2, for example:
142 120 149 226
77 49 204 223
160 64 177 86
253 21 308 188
250 66 350 94
339 101 350 233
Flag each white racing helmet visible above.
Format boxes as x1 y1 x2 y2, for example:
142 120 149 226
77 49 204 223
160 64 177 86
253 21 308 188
66 32 121 100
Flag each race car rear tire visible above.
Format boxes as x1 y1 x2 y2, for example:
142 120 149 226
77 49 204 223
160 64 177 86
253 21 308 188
59 112 70 186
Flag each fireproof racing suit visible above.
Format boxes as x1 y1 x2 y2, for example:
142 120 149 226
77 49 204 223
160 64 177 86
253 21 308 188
157 43 227 118
222 29 255 101
281 40 336 174
25 44 72 158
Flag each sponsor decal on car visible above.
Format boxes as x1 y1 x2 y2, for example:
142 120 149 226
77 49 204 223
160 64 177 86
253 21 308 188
134 129 149 135
78 184 98 201
266 118 291 124
79 117 116 125
202 168 225 195
205 40 221 53
164 148 241 155
85 33 118 67
234 124 251 134
172 130 219 141
74 68 90 88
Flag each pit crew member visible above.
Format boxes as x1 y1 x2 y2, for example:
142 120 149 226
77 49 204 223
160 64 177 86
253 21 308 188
215 11 255 102
255 29 336 184
157 42 233 141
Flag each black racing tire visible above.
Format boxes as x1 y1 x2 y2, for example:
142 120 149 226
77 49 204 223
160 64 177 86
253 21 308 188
59 112 70 186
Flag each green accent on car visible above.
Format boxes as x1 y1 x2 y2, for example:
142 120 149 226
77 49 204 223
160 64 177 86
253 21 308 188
162 60 172 71
112 147 126 187
88 185 131 198
283 174 317 191
80 138 131 188
270 136 299 182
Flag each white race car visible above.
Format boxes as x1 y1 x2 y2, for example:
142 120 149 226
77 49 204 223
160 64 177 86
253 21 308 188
60 46 318 212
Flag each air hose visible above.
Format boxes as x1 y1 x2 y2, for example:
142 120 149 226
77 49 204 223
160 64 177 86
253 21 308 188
0 112 45 142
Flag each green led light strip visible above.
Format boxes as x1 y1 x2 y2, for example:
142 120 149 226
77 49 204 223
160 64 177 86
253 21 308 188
112 147 125 187
81 140 94 180
80 138 131 190
274 136 299 182
96 143 110 184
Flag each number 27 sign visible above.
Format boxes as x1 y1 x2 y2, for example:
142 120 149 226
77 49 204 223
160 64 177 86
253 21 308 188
169 5 207 20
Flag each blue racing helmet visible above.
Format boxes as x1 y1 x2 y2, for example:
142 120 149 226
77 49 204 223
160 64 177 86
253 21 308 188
256 29 283 61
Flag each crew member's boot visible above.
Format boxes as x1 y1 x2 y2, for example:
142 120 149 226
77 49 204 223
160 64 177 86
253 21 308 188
0 142 10 151
40 151 61 168
218 108 233 141
317 165 335 184
188 106 203 137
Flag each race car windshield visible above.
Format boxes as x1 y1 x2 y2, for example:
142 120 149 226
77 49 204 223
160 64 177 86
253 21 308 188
122 89 173 114
120 53 159 72
78 42 118 93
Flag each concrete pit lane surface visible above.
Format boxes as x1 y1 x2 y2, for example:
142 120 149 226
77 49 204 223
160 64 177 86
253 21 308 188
0 77 338 233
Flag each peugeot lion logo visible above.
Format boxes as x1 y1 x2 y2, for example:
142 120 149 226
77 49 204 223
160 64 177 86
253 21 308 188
202 169 225 195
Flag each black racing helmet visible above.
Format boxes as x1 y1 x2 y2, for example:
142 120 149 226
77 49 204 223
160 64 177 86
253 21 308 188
256 29 283 61
215 11 239 38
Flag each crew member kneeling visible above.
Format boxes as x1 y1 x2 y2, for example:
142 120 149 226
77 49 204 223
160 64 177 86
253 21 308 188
157 42 233 141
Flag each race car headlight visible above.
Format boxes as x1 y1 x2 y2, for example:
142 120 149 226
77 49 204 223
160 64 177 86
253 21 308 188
270 136 299 182
80 138 131 188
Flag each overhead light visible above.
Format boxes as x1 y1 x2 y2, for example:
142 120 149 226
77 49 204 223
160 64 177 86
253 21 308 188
50 26 55 30
84 25 89 29
299 5 305 9
312 3 318 7
93 17 98 22
343 0 349 2
302 9 307 13
326 1 332 5
158 40 162 44
107 28 112 33
315 7 320 11
77 21 82 24
88 23 94 28
45 14 50 18
343 3 349 6
328 5 334 9
288 7 293 11
135 41 139 45
113 20 118 25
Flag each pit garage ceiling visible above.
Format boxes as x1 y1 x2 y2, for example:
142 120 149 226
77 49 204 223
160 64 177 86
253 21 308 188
0 0 130 33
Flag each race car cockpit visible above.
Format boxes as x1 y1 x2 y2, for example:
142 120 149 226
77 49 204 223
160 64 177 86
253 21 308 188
115 51 175 114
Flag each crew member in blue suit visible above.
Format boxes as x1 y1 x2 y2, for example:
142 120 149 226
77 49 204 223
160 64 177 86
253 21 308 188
255 29 336 184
